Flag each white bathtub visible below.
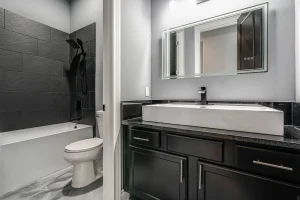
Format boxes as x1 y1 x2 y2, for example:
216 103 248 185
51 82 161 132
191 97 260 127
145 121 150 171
0 123 93 196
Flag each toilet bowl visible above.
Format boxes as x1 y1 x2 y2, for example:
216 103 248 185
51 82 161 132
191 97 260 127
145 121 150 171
64 138 103 188
64 111 104 188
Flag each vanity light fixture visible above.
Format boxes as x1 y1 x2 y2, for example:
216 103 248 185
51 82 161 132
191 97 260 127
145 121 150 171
197 0 209 4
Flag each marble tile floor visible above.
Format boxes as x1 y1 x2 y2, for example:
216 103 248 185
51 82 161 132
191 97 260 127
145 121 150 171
0 166 103 200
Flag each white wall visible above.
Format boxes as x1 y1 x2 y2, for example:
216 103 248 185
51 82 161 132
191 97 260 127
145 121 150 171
0 0 70 33
151 0 296 101
296 0 300 102
70 0 103 110
121 0 151 101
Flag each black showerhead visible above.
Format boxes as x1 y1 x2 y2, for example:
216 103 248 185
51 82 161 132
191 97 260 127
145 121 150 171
76 38 83 46
66 39 80 49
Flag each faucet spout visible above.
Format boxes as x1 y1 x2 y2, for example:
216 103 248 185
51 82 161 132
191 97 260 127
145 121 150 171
198 87 207 105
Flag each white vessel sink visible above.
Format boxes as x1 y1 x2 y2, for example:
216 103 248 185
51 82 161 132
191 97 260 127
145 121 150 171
142 104 284 136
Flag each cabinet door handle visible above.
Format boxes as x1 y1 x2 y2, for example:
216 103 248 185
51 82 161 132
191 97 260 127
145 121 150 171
199 164 202 190
253 160 293 171
180 160 183 183
132 137 150 142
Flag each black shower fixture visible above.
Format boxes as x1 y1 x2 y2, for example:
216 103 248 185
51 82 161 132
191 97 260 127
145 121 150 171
66 39 80 49
66 38 85 54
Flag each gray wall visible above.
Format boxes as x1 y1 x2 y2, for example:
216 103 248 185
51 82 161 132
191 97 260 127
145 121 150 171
70 0 103 111
151 0 296 101
0 0 70 33
121 0 151 101
0 8 70 132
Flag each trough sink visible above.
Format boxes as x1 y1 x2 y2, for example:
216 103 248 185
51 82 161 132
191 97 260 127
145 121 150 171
142 104 284 136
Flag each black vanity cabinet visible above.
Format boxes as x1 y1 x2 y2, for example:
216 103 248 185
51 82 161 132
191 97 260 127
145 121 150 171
197 162 300 200
123 125 300 200
129 146 187 200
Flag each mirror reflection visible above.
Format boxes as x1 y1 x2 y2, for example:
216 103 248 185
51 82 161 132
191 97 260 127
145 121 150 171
162 4 268 79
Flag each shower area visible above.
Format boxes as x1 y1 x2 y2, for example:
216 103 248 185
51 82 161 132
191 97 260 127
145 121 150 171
0 0 103 199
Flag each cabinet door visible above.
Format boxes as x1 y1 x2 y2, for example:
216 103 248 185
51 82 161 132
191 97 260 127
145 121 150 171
197 162 300 200
129 146 187 200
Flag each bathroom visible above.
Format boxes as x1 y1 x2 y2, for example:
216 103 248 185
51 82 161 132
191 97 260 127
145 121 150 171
1 0 300 200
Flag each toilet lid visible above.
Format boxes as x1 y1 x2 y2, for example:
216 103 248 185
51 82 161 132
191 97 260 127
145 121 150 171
65 138 103 153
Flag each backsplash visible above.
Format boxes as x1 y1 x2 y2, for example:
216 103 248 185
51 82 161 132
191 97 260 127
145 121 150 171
0 8 70 132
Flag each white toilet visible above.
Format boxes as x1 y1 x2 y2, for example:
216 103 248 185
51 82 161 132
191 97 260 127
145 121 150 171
64 111 103 188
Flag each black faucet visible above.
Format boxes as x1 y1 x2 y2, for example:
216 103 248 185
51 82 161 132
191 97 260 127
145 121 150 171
198 87 207 105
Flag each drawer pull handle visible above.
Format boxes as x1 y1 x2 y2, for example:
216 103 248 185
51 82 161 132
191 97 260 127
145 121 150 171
133 137 150 142
199 164 202 190
253 160 293 171
180 160 183 183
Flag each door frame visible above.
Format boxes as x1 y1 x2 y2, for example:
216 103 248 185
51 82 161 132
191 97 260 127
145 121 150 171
296 0 300 102
103 0 122 199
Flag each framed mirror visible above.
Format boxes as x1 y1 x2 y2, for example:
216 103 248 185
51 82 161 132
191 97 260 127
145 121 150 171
162 3 268 80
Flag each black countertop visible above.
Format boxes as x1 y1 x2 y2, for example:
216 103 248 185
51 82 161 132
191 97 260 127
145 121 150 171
122 118 300 150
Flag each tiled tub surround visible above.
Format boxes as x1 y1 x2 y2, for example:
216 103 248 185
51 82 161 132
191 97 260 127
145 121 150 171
0 8 97 132
0 8 70 132
68 23 96 127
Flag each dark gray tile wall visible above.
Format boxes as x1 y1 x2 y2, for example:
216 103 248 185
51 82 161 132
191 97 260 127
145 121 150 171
51 77 70 92
23 55 63 76
68 23 96 126
38 40 69 62
0 8 70 132
51 28 69 43
5 71 52 92
0 8 4 28
0 28 38 55
5 10 51 41
0 111 22 132
0 70 4 91
0 49 23 71
76 23 96 43
22 108 63 129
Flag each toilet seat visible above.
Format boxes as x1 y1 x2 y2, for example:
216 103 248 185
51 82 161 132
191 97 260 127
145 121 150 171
65 138 103 153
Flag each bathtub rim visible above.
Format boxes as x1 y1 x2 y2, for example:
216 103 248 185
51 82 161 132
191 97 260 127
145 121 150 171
0 122 93 146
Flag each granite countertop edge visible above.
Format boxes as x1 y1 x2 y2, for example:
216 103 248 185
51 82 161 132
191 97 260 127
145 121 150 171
122 118 300 150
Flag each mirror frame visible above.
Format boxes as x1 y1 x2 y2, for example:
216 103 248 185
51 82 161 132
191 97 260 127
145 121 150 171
162 3 268 80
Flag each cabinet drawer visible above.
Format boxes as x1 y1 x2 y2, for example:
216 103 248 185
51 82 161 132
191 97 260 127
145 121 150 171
167 134 224 162
130 128 161 148
236 145 300 183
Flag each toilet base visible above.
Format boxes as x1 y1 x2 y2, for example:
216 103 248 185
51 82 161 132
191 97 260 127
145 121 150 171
71 161 96 188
